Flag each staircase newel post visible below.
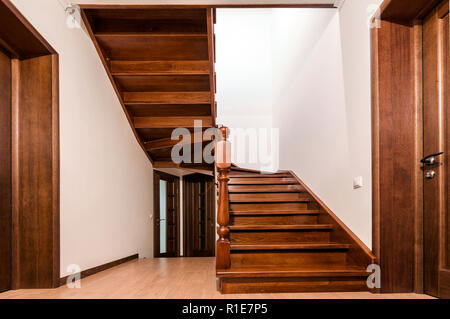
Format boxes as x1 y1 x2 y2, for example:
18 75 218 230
216 126 231 270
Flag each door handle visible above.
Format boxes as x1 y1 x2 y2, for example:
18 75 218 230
421 152 444 165
425 171 436 179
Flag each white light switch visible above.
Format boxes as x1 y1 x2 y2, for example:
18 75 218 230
353 176 363 189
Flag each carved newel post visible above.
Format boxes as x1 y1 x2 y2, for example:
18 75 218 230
215 126 231 270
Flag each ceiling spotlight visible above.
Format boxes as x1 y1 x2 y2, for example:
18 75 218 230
65 5 81 29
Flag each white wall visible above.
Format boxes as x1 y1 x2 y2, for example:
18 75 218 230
11 0 154 276
217 1 382 248
215 9 276 171
271 6 371 247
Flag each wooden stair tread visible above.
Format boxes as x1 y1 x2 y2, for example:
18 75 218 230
230 210 320 216
229 224 332 231
228 174 291 178
230 243 352 251
217 266 369 278
228 185 303 193
230 166 284 173
229 193 313 203
228 178 296 185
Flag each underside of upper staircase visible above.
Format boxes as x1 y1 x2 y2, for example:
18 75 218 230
217 166 376 294
81 8 217 171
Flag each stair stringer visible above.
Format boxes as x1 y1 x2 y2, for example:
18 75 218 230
285 170 376 268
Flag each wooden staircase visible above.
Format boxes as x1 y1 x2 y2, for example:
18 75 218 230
216 165 376 294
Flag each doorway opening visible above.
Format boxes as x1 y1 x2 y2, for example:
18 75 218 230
153 171 180 257
153 169 216 258
183 174 216 257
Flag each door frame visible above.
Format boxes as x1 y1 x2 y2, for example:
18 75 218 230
0 0 59 290
153 170 180 258
372 0 448 294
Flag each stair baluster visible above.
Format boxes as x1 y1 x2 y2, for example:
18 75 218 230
216 126 231 269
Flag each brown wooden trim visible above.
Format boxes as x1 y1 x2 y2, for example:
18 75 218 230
78 4 336 9
438 0 449 18
372 1 427 293
412 20 424 294
0 0 56 56
51 54 60 288
440 269 450 298
380 0 442 21
59 254 139 286
10 58 20 289
207 8 216 125
370 25 381 266
80 10 153 164
372 19 420 293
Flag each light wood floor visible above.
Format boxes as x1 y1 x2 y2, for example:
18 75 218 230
0 258 435 299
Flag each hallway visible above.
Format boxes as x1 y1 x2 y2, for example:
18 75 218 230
0 258 434 299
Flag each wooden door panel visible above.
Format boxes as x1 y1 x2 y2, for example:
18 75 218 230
423 0 450 298
183 174 215 257
423 6 441 295
153 171 179 258
442 7 450 299
423 4 442 296
0 49 11 293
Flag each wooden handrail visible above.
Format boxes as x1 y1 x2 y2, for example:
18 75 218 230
216 126 231 269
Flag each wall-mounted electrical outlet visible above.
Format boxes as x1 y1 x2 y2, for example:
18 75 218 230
353 176 363 189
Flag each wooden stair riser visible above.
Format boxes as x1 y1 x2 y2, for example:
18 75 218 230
95 35 209 61
231 251 349 267
217 267 370 278
230 231 331 244
219 277 368 294
230 203 309 212
229 193 312 203
228 185 304 193
230 214 319 225
228 178 296 185
307 202 320 210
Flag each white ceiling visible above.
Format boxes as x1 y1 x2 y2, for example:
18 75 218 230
73 0 339 6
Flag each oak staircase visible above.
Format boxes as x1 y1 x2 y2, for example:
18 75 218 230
215 135 375 293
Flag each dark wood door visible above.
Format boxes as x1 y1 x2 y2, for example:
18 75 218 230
154 171 180 257
423 0 450 298
183 174 215 257
0 49 11 293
